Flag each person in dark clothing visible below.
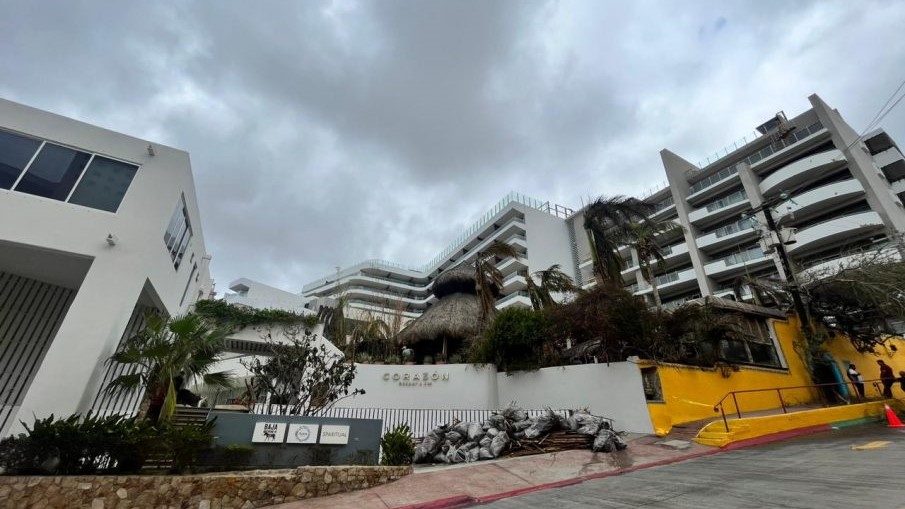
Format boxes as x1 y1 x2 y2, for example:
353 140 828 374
877 360 895 398
847 363 865 399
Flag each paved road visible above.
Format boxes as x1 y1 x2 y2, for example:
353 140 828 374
484 424 905 509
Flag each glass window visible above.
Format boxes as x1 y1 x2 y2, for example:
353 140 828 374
163 198 192 269
0 130 42 189
14 143 91 200
67 156 138 212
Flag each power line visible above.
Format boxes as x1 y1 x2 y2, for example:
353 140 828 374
843 76 905 152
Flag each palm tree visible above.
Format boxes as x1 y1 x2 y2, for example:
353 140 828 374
526 264 578 311
622 219 684 310
351 313 391 362
582 195 653 283
105 313 234 422
474 241 520 329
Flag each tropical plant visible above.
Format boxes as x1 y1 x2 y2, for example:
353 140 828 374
582 195 652 283
241 330 364 415
620 219 684 310
105 313 234 422
526 264 578 311
474 241 520 329
470 307 553 372
194 299 319 330
380 424 415 466
159 419 216 473
350 314 391 362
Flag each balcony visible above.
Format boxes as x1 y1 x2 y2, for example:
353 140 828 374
687 165 741 204
501 271 528 292
788 211 884 255
688 189 750 225
704 248 773 278
634 268 697 296
496 291 531 310
343 285 435 306
496 256 528 276
696 218 758 251
798 247 901 280
774 179 865 224
759 149 846 195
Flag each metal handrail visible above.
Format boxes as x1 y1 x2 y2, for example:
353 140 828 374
712 377 891 432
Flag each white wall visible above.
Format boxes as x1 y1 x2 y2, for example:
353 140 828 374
340 364 500 410
0 98 212 435
496 363 654 433
335 362 654 433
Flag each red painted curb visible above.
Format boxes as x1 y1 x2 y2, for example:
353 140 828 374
474 477 583 504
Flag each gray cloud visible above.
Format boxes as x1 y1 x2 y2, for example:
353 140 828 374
2 0 904 291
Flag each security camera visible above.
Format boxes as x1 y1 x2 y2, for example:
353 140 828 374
106 234 118 246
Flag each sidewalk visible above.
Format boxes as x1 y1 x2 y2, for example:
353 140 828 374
267 435 717 509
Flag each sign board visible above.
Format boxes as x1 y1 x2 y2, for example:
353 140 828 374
319 424 350 444
251 422 287 443
286 423 319 444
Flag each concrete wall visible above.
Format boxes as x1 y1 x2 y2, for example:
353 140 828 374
341 364 500 410
0 98 211 435
496 363 654 434
335 362 655 433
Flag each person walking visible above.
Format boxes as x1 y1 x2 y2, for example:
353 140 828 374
847 363 865 399
877 360 895 398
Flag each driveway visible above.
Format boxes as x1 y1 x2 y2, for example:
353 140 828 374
485 423 905 508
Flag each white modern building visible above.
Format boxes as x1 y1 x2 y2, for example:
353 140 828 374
0 98 213 436
301 192 575 323
591 93 905 308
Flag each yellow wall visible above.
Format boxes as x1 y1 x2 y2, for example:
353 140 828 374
645 314 905 436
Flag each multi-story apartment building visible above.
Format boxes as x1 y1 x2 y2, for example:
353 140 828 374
0 98 214 436
577 93 905 309
301 192 575 323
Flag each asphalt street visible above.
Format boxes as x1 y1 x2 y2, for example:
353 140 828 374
483 423 905 509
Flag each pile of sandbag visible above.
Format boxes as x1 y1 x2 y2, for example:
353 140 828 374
412 406 627 464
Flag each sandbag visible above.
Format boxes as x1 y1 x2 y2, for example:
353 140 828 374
433 452 448 464
445 431 464 444
512 419 534 432
413 429 445 463
502 405 528 423
452 421 469 436
592 429 627 453
479 436 493 448
489 429 510 457
467 422 484 441
524 409 557 439
479 447 495 460
486 414 507 429
466 446 481 462
486 428 499 437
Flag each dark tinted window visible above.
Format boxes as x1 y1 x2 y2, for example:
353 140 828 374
14 143 91 200
0 130 41 189
68 156 138 212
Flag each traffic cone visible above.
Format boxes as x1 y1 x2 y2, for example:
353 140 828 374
884 404 904 428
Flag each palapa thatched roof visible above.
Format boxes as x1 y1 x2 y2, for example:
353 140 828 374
398 265 481 345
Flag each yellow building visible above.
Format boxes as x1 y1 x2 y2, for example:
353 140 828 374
641 302 905 437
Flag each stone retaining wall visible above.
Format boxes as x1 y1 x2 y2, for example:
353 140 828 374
0 465 412 509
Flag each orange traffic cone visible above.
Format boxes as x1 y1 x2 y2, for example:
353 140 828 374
884 404 904 428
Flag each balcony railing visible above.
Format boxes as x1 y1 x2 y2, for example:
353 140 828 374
705 189 748 213
496 291 530 305
721 246 765 267
712 217 757 239
688 121 824 195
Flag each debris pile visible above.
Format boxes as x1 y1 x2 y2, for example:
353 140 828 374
413 406 627 464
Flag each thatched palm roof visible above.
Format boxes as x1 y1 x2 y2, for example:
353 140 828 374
398 265 481 346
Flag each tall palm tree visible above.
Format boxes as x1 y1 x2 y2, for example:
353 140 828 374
351 313 391 361
105 313 234 422
583 195 653 283
474 241 520 329
621 219 684 310
526 264 578 311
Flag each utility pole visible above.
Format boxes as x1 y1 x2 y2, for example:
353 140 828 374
744 197 814 342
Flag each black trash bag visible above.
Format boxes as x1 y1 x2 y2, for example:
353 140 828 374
592 429 627 453
487 414 507 429
433 452 449 464
467 422 484 441
466 445 481 463
486 427 500 437
452 445 470 463
452 421 470 436
489 429 510 457
512 419 534 432
524 409 557 439
445 445 459 463
479 447 495 460
502 405 529 423
413 429 446 463
445 431 464 444
573 414 604 436
479 436 493 448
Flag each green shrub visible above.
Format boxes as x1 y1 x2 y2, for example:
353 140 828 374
470 308 551 372
380 424 414 466
0 413 215 475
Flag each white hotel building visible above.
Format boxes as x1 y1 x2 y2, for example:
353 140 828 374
0 99 213 436
304 94 905 316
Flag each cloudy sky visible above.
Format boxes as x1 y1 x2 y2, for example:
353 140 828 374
3 1 904 293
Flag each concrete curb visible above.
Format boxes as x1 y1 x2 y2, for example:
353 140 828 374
395 421 863 509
